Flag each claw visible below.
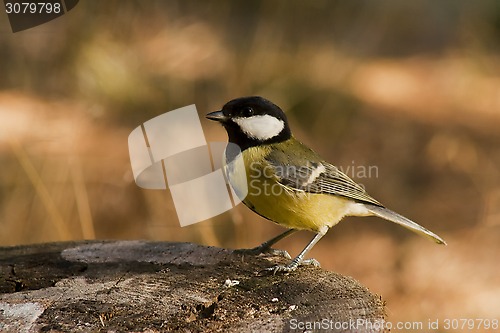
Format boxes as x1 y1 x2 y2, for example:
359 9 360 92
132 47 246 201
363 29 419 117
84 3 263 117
258 264 296 276
260 257 321 275
269 264 297 275
301 258 321 267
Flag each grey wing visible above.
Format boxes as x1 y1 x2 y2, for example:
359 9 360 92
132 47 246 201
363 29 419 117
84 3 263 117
267 158 383 207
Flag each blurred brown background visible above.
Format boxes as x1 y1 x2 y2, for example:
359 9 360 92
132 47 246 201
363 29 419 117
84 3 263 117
1 1 499 331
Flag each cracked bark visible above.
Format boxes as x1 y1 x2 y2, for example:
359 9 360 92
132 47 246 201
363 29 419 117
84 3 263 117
0 241 386 332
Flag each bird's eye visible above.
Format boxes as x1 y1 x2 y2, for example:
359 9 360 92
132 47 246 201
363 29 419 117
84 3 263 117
242 107 254 117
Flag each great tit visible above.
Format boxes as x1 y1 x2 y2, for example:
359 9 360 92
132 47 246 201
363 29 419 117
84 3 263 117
207 96 446 273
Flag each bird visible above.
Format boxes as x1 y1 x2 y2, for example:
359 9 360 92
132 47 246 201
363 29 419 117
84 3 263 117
206 96 446 273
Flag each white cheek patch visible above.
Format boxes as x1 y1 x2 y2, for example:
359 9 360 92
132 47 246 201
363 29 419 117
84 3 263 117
233 115 285 141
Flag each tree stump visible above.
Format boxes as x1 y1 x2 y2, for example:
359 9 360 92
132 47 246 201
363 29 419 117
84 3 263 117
0 241 386 332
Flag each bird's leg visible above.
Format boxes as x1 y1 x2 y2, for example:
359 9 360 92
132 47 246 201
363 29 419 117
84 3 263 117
233 229 297 259
267 228 327 274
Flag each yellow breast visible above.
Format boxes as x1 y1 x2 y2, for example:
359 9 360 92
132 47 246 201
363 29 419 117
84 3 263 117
226 147 354 232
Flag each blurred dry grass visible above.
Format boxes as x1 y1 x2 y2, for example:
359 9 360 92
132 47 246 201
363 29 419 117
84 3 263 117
1 1 500 331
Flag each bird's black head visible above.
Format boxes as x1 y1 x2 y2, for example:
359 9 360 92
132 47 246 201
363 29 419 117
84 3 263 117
206 96 291 151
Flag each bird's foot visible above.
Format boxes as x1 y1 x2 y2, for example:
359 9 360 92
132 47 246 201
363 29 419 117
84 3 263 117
302 258 321 267
262 258 321 275
233 246 291 259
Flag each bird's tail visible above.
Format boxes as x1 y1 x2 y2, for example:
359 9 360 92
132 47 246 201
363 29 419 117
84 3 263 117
366 205 447 245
